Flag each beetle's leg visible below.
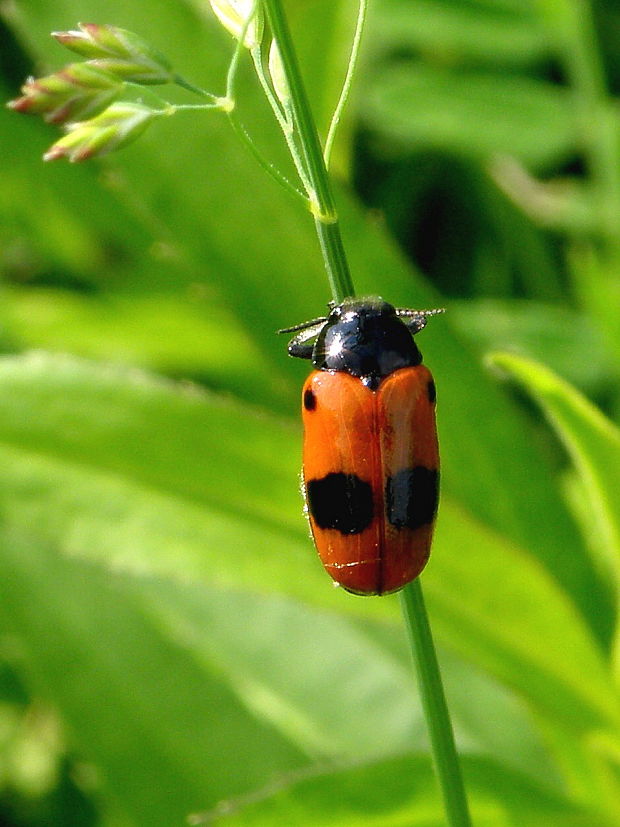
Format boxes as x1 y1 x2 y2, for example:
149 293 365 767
284 322 325 359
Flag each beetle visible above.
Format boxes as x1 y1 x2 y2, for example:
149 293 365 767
280 296 442 595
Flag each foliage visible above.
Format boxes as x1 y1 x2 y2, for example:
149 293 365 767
0 0 620 824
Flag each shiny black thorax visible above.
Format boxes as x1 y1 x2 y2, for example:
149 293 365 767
282 298 430 391
313 301 422 389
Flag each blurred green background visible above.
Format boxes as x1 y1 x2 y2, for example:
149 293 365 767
1 0 620 824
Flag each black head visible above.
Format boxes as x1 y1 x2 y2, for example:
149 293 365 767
281 297 442 390
315 298 422 390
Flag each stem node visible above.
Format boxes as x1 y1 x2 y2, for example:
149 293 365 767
217 96 235 113
262 0 353 301
309 198 337 224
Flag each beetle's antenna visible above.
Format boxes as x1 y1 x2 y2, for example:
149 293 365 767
277 316 328 334
395 307 445 318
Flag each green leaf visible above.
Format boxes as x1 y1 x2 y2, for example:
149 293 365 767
373 0 550 68
448 299 618 394
3 525 590 825
4 5 604 650
0 507 578 824
569 246 620 386
0 353 614 745
487 352 620 620
0 352 303 547
0 530 308 826
1 286 268 398
427 501 618 735
362 63 578 168
192 753 605 826
4 1 620 824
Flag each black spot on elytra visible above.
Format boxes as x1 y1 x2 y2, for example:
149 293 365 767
427 379 436 404
307 472 373 534
386 467 439 530
304 388 317 410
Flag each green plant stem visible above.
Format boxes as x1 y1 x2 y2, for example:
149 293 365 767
173 74 218 100
217 5 307 205
260 3 470 824
262 0 353 302
251 47 315 197
228 110 307 202
400 582 472 827
324 0 368 170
